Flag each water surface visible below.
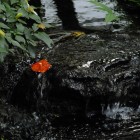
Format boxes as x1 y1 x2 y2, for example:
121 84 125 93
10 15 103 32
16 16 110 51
42 0 130 30
40 0 140 139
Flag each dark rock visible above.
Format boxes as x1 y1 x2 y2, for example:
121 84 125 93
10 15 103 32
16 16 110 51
117 0 140 24
0 98 51 140
0 57 28 99
10 31 140 119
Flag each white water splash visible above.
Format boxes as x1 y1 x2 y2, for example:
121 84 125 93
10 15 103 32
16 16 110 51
103 102 134 120
82 61 93 68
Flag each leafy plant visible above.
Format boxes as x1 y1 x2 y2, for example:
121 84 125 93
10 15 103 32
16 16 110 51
89 0 119 23
0 0 53 62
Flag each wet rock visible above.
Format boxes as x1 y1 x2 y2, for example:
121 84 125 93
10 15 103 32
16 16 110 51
0 98 51 140
11 31 140 119
117 0 140 13
0 57 27 98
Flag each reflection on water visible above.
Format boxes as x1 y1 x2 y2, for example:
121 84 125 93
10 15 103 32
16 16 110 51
74 0 109 27
42 0 129 29
41 0 61 26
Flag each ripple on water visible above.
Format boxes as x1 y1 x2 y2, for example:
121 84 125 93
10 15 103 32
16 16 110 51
43 0 129 29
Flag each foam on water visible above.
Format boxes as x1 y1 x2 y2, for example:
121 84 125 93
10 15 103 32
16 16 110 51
103 102 140 120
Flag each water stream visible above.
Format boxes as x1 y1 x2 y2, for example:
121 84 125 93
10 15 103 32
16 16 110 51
38 0 140 139
35 67 140 139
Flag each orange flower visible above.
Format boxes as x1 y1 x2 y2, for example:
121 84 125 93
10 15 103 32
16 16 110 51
31 59 52 73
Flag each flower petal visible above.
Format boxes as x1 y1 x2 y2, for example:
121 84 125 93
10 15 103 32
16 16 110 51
31 59 52 73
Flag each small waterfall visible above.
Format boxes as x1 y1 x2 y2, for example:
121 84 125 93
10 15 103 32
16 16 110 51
103 102 140 120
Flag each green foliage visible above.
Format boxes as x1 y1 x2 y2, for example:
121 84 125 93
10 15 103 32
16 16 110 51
0 0 53 62
89 0 119 23
1 137 4 140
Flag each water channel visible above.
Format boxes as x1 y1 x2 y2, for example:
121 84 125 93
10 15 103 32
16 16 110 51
34 0 140 139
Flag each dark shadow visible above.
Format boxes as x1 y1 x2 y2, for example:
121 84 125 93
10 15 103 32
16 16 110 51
117 0 140 25
28 0 42 15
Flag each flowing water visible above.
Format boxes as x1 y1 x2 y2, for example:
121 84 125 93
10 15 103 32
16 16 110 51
39 0 140 139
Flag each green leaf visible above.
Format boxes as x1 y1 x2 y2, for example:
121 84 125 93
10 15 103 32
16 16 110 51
24 28 33 40
0 40 8 62
34 32 53 47
11 0 18 5
0 14 4 19
0 0 51 62
20 0 28 9
5 33 13 44
0 37 8 48
0 4 6 11
89 0 118 23
17 19 27 24
27 46 36 58
16 23 25 32
15 35 26 44
3 2 15 15
0 22 10 29
29 14 41 23
11 40 27 51
28 40 37 46
32 24 39 32
18 8 29 18
98 7 112 13
105 13 118 22
6 17 16 23
0 52 7 62
0 46 8 53
6 33 27 51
